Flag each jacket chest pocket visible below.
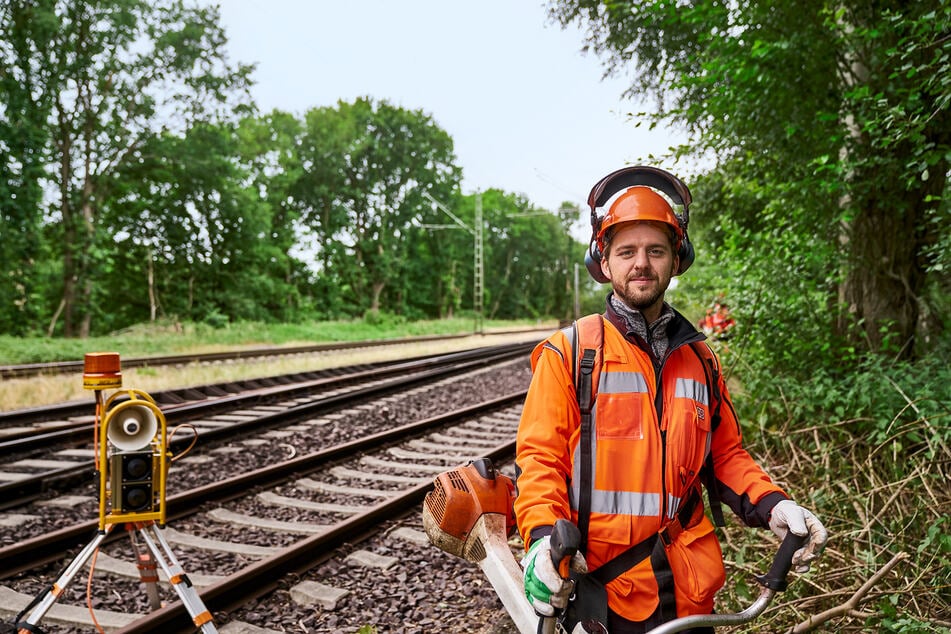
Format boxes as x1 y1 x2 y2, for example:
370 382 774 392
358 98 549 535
594 372 652 441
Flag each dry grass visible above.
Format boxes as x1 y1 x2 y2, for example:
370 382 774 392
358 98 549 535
717 402 951 632
0 331 549 411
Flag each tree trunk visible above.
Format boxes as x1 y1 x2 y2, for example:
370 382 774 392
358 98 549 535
47 298 65 337
76 69 97 339
445 267 455 320
148 248 157 322
839 203 919 357
58 106 77 337
838 162 944 359
488 245 515 320
370 280 384 313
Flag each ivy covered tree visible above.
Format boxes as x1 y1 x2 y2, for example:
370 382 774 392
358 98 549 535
548 1 950 363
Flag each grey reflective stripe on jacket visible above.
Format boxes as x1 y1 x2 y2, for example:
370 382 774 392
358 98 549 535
675 378 709 405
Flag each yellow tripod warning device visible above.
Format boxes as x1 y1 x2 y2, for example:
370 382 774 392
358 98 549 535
15 352 218 634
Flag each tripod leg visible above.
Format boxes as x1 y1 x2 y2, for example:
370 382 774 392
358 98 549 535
15 528 113 631
137 524 218 633
128 528 162 610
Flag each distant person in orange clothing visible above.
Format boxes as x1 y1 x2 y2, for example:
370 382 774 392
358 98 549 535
698 298 735 340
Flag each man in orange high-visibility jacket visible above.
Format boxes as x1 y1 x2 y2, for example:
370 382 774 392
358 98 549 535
515 166 827 634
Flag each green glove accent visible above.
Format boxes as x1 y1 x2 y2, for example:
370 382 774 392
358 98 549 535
523 537 553 605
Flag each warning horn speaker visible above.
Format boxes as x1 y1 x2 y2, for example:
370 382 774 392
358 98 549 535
106 401 158 451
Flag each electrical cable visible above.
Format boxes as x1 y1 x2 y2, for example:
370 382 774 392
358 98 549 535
169 424 198 462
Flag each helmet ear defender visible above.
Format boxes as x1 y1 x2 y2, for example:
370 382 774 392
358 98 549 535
584 166 694 283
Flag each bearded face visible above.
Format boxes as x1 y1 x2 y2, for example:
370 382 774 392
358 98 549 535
600 222 679 322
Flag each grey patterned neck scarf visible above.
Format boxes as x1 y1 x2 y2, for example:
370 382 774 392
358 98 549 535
610 295 675 361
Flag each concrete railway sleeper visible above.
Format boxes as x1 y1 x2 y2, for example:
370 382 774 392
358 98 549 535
0 389 528 633
0 343 533 509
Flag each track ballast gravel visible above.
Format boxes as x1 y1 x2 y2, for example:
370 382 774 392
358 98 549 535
3 359 533 633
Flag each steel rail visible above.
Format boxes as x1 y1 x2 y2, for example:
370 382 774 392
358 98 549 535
0 328 551 379
0 345 530 507
0 338 537 428
118 436 516 634
0 333 474 379
0 391 525 578
0 339 531 437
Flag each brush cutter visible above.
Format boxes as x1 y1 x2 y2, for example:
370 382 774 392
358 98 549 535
422 458 806 634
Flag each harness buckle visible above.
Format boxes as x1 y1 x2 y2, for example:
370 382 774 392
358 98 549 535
659 512 686 549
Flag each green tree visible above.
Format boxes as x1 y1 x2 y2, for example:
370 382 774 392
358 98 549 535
0 0 58 335
480 189 580 320
234 111 308 318
548 1 950 362
418 189 584 323
408 203 470 319
1 0 253 337
293 97 462 316
101 120 299 329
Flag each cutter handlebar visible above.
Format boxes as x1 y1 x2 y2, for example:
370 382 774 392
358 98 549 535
549 519 581 578
756 531 809 591
644 531 811 634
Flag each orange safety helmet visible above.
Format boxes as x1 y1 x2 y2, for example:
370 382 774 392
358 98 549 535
595 186 683 254
584 165 694 282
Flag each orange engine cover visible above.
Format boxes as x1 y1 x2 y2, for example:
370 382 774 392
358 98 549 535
423 459 515 544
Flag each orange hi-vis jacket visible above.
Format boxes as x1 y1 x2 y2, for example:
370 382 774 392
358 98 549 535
515 303 787 623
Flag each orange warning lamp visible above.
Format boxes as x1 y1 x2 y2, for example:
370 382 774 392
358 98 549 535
83 352 122 390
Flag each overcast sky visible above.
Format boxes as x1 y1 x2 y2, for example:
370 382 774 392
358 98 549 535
215 1 689 228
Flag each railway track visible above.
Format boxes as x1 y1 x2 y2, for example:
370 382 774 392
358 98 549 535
0 342 533 509
0 346 532 633
0 330 548 380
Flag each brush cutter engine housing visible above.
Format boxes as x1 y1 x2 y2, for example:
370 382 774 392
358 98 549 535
422 459 516 561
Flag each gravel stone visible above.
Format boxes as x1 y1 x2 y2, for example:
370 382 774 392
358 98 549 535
2 359 533 633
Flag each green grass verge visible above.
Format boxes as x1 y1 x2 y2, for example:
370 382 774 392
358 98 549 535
0 316 556 365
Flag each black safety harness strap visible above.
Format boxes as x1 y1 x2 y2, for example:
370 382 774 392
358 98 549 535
649 539 678 624
688 341 726 528
576 346 597 549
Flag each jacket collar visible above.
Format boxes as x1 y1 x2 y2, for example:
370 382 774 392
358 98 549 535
603 293 706 363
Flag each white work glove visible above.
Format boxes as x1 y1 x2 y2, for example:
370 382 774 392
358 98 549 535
521 535 588 617
768 500 828 573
